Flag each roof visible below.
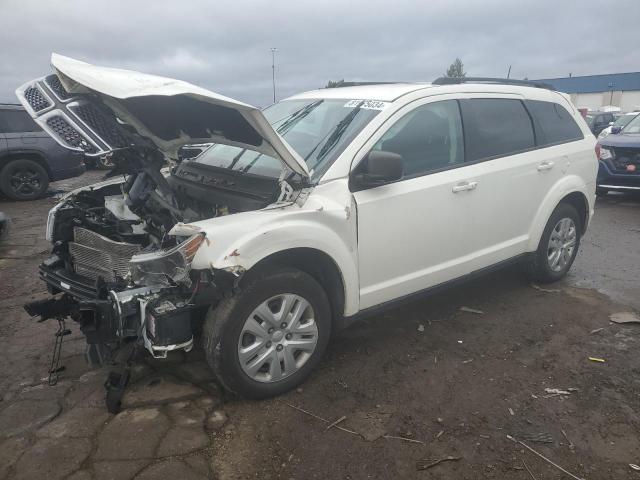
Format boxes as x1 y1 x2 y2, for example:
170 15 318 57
287 82 571 106
534 72 640 94
287 83 433 102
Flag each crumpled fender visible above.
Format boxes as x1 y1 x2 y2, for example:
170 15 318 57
188 180 360 315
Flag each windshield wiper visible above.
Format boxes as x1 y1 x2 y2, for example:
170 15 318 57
307 102 363 168
275 100 323 135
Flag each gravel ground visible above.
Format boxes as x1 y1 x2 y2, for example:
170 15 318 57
0 171 639 479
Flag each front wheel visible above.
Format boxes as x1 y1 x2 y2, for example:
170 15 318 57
203 268 331 399
524 203 581 283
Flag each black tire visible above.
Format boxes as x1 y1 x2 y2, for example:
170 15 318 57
203 267 331 399
0 159 49 200
524 203 581 283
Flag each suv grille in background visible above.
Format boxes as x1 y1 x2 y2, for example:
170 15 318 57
68 227 140 282
45 74 72 101
24 86 51 112
46 116 98 154
609 147 640 174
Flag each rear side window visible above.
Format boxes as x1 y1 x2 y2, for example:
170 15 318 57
0 109 42 133
460 99 535 162
526 100 583 146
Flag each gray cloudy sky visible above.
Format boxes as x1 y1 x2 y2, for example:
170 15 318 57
1 0 638 107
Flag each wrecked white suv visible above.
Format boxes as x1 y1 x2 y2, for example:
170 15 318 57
20 55 597 411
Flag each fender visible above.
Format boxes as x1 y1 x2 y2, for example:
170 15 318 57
527 174 593 252
190 183 360 316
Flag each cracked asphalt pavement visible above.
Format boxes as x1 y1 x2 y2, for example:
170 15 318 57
1 172 639 479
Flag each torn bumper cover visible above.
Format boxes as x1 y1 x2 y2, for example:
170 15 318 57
25 254 242 363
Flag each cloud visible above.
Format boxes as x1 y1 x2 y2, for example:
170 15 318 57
1 0 638 107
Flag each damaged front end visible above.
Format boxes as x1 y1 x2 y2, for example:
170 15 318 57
19 54 308 411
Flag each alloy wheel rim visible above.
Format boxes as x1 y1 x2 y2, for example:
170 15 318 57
547 217 576 272
237 293 318 383
10 167 41 195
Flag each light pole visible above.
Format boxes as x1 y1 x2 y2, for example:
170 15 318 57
270 47 277 103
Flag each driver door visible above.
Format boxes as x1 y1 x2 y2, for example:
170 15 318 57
352 98 478 310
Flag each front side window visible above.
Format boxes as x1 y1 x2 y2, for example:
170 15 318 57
192 99 381 181
460 98 535 162
0 110 42 133
526 100 583 146
370 100 464 177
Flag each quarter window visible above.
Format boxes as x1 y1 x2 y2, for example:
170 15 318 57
526 100 583 146
460 99 535 162
371 100 464 177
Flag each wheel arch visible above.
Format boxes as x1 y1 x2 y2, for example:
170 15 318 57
0 151 53 179
241 247 348 330
528 177 592 252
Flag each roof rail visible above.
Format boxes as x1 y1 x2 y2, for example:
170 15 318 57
432 77 555 90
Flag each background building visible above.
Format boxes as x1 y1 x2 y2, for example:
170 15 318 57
535 72 640 112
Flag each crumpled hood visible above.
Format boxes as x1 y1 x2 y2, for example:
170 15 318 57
15 53 309 177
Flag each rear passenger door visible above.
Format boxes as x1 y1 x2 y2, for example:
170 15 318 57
1 109 43 148
454 95 545 270
0 112 9 157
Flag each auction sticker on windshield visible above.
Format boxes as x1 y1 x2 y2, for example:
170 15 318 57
343 99 389 110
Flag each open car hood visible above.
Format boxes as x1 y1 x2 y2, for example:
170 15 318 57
15 53 310 178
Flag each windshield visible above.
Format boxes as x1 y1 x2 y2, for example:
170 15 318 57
190 99 382 181
622 114 640 134
619 113 640 131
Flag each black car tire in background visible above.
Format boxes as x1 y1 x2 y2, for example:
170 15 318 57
0 158 49 200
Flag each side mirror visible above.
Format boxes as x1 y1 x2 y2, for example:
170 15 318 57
353 151 403 188
611 126 623 134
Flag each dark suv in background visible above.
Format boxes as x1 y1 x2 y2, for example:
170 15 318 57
586 111 616 136
0 104 85 200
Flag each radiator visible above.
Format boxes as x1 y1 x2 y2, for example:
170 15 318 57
68 227 140 281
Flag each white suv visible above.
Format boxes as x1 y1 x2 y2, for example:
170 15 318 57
20 55 597 409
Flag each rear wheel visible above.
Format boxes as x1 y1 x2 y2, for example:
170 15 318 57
525 203 581 283
0 159 49 200
203 267 331 398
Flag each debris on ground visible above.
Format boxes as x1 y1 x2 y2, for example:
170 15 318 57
416 455 461 471
326 415 347 430
590 327 604 334
588 357 606 363
531 284 561 293
543 387 578 397
629 463 640 471
507 435 585 480
462 359 473 364
522 459 538 480
383 434 425 444
417 324 425 332
508 408 515 416
459 306 484 315
517 432 554 444
561 429 574 449
609 312 640 324
286 403 360 437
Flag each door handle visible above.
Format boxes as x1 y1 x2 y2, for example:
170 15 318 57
537 161 555 171
452 181 478 193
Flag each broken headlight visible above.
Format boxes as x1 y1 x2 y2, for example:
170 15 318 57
129 233 205 287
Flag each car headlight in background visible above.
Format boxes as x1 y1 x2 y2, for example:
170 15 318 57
130 233 206 287
599 147 614 161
